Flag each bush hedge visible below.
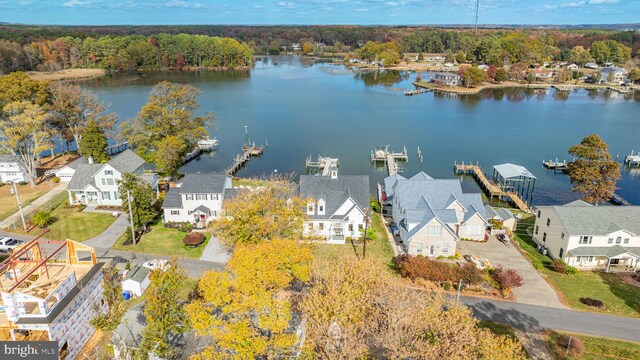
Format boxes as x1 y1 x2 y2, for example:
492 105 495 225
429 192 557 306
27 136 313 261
182 232 206 247
557 335 585 356
164 221 193 232
490 265 524 291
579 297 604 308
394 255 486 285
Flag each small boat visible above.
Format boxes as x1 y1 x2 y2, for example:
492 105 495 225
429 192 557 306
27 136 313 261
197 138 219 150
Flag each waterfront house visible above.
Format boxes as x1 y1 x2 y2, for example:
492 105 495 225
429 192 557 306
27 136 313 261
599 67 628 84
161 173 232 228
0 238 105 360
530 69 554 80
0 155 29 183
433 72 462 86
66 149 159 207
532 200 640 271
485 205 518 232
54 156 87 182
299 169 370 244
584 62 599 69
383 172 488 257
566 64 579 70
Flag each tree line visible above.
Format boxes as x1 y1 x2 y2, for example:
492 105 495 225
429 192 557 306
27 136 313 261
0 33 253 74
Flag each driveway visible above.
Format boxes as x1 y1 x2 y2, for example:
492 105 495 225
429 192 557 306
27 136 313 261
457 235 566 309
199 235 230 263
84 212 129 248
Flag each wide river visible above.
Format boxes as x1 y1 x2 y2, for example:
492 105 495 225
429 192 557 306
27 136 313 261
78 56 640 206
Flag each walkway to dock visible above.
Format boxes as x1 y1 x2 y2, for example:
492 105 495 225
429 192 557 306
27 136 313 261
371 145 408 176
225 145 263 175
454 162 530 213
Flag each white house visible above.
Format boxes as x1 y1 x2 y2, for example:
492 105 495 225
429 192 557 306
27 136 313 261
433 72 462 86
0 155 29 183
599 67 628 84
584 62 599 69
54 156 87 182
161 173 232 228
121 265 151 297
383 172 488 257
533 200 640 272
566 63 579 70
299 169 370 244
66 149 158 207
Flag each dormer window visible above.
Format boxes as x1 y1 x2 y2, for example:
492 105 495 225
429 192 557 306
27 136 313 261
307 202 315 215
317 199 326 215
104 170 113 176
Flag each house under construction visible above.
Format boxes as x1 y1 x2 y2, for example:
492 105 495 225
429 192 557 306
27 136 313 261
0 230 105 359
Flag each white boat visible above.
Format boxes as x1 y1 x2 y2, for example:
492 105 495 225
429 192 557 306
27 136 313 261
197 138 219 150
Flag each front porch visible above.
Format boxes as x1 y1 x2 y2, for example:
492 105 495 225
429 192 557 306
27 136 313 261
567 246 640 273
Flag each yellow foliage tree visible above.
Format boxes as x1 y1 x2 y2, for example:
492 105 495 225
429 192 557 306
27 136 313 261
185 239 314 359
302 257 526 359
212 182 308 247
302 41 314 55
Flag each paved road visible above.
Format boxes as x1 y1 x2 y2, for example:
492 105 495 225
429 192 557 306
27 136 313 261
458 235 566 308
461 295 640 342
84 213 129 248
0 182 67 228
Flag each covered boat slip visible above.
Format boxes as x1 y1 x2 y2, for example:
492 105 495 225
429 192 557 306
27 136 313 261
492 163 537 207
568 245 640 272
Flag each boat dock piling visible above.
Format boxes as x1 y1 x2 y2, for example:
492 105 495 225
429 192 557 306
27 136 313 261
371 145 408 176
183 138 219 163
542 158 568 171
404 89 430 96
454 161 531 213
106 141 129 156
625 151 640 167
225 126 264 175
552 85 573 92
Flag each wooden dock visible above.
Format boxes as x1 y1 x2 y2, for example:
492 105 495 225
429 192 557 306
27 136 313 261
225 144 263 175
105 141 129 156
625 151 640 167
542 158 568 171
183 139 220 164
306 156 339 176
404 89 430 96
454 161 531 213
371 145 408 176
552 85 573 92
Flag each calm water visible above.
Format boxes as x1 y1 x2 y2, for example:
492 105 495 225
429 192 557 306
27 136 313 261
78 56 640 206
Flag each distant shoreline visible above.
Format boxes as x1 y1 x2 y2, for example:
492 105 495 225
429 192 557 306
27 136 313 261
26 69 106 81
413 80 638 95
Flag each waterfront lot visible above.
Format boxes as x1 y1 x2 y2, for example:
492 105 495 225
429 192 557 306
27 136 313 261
113 222 210 259
513 214 640 318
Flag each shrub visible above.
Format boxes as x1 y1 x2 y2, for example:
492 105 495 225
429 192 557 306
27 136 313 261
490 265 524 291
442 282 451 290
164 221 193 232
458 262 486 285
182 232 205 247
52 176 60 183
551 259 568 274
32 210 51 228
370 198 381 213
557 335 585 356
366 227 377 241
437 255 446 260
394 255 485 285
579 297 604 308
565 265 579 276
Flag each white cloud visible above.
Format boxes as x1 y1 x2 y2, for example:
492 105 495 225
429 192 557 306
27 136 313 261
385 1 398 6
589 0 619 4
277 1 296 8
63 0 91 7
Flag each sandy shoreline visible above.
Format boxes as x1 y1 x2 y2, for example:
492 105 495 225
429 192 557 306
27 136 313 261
26 69 106 81
413 81 638 95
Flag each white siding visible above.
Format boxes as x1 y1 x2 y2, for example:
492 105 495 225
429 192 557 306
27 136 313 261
406 219 457 257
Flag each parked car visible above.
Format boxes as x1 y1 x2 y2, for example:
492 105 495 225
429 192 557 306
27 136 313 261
0 237 24 253
142 259 170 271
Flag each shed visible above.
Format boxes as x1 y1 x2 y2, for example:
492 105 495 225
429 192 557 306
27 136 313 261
121 265 151 297
492 163 536 206
485 205 518 232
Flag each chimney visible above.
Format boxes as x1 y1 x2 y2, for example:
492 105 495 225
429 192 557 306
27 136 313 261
330 166 338 180
88 156 94 164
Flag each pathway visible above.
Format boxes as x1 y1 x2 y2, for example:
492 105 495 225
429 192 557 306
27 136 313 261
84 213 129 248
457 235 566 308
461 295 640 342
0 182 67 228
199 234 230 263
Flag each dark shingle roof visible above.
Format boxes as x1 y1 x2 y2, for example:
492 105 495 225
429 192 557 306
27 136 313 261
543 205 640 236
125 265 150 283
161 189 182 209
66 163 104 190
109 149 146 174
175 173 229 194
299 174 370 220
65 156 88 170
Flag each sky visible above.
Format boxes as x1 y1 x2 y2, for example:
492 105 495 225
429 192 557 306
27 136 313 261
0 0 638 26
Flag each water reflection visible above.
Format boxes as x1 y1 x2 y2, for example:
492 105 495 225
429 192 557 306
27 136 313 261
354 70 409 87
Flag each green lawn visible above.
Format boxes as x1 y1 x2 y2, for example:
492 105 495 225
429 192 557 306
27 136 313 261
113 222 210 259
547 331 640 360
314 212 395 264
48 205 115 242
477 321 518 340
512 215 640 318
0 180 58 221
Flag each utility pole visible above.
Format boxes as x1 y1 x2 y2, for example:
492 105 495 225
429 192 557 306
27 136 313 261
127 190 136 245
10 180 27 231
456 279 463 304
362 207 370 259
474 0 480 36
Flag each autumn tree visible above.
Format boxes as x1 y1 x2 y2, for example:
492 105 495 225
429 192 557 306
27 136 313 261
78 119 109 163
48 82 116 154
508 62 528 81
90 267 126 332
0 101 51 186
495 67 508 82
455 50 467 64
567 134 620 205
458 66 486 87
153 135 187 176
186 239 314 359
118 173 157 231
140 259 187 359
302 257 526 359
119 81 213 171
629 68 640 83
302 41 314 55
0 72 49 110
212 182 307 247
486 64 498 82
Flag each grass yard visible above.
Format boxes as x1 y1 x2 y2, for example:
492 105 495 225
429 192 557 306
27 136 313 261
113 222 210 259
314 212 395 265
546 331 640 360
0 180 58 221
512 215 640 318
48 205 115 241
477 321 518 340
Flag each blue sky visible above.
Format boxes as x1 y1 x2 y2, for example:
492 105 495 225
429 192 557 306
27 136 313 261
1 0 638 25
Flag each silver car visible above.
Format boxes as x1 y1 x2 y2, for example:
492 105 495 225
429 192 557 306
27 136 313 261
0 237 24 254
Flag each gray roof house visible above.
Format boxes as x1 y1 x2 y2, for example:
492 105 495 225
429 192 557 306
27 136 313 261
161 173 232 228
299 170 370 243
385 172 488 256
599 67 628 84
0 154 29 184
533 201 640 271
66 149 158 207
